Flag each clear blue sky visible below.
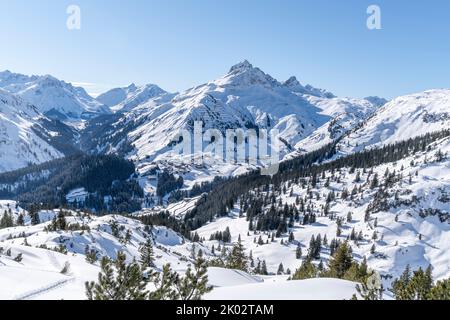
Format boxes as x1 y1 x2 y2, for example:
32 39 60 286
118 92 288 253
0 0 449 98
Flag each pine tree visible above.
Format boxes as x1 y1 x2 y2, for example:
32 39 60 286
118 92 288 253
277 263 284 275
292 259 317 280
85 252 148 300
0 211 14 229
257 235 264 245
175 253 212 300
407 266 433 300
31 211 40 226
150 264 179 300
17 214 24 226
391 264 411 300
14 253 23 262
428 278 450 300
390 265 434 300
328 241 353 278
347 212 352 223
296 245 302 259
254 260 261 274
364 209 371 223
370 173 379 189
261 260 268 275
85 246 98 264
336 224 342 238
139 239 155 268
227 235 248 271
288 231 295 242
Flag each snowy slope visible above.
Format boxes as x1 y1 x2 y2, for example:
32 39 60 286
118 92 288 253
206 278 358 300
0 70 110 121
194 135 450 292
97 83 168 113
292 95 380 154
205 267 358 300
0 211 205 299
0 89 65 172
0 209 361 300
337 89 450 155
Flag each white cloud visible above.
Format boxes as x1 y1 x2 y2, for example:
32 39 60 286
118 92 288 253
70 81 116 98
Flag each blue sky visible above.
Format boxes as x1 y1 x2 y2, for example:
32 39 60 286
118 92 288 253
0 0 449 98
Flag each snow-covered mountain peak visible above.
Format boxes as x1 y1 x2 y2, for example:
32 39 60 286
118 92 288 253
228 59 254 73
127 83 137 91
0 71 110 121
0 70 37 88
283 75 335 99
97 83 168 113
283 76 301 87
221 60 280 88
0 89 70 172
0 88 39 116
335 89 450 155
364 96 388 107
86 61 383 178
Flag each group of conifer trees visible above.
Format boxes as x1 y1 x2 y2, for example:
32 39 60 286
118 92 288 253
182 129 450 231
85 238 212 300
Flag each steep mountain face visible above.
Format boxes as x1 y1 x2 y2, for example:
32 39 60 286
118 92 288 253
337 89 450 155
0 71 110 122
0 89 73 173
97 83 168 113
363 96 388 107
283 75 335 99
84 61 379 174
96 84 136 108
293 96 380 153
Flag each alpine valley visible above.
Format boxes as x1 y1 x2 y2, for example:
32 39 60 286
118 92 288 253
0 61 449 300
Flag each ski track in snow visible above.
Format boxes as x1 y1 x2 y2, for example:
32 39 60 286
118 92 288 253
13 277 75 300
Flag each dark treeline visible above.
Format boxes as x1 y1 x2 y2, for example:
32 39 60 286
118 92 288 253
0 153 84 188
184 129 450 231
169 176 227 202
139 211 191 238
0 154 143 214
183 141 338 230
156 171 184 198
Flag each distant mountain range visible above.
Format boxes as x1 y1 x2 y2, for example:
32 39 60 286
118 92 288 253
1 61 450 301
1 60 449 179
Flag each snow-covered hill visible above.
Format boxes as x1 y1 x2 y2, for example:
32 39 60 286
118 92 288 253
0 70 110 122
337 89 450 155
191 132 450 293
0 89 70 173
293 95 380 154
0 208 359 300
0 209 203 299
97 83 168 113
205 277 358 300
